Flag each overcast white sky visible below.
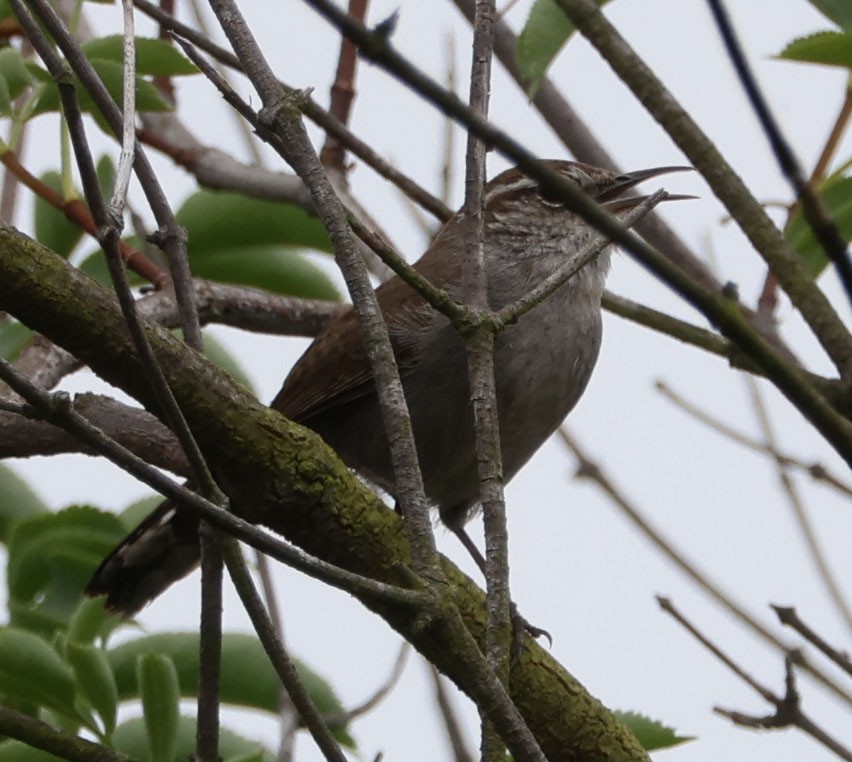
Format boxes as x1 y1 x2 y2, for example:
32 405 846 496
6 1 852 761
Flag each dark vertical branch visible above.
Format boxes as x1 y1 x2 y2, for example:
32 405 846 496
195 524 223 762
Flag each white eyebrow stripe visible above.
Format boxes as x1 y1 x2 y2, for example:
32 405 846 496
485 177 538 203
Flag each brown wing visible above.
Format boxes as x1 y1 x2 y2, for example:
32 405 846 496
271 220 463 422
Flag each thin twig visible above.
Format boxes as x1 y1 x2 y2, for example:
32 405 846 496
320 0 369 172
220 536 348 762
551 0 852 378
301 0 852 470
0 706 137 762
495 191 666 328
0 351 427 610
557 426 852 708
810 86 852 186
108 0 136 220
186 0 264 165
659 598 852 761
461 4 513 733
745 375 852 635
706 0 852 311
253 551 300 762
133 0 451 221
772 604 852 678
656 381 852 497
0 145 167 285
205 0 441 577
430 665 475 762
325 643 410 724
197 523 223 762
21 0 204 347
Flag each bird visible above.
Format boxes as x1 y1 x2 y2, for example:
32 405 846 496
86 160 688 614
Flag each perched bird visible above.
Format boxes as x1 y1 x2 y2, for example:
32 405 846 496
87 160 688 614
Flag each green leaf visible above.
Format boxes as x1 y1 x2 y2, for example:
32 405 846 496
175 190 339 299
778 31 852 69
109 632 354 747
190 246 339 300
0 464 47 544
34 58 171 118
0 628 79 721
67 596 115 646
82 36 198 77
177 190 334 255
785 174 852 276
66 642 118 737
113 716 274 762
202 330 256 393
516 0 612 97
96 154 116 201
6 506 127 635
616 711 694 751
807 0 852 31
118 494 160 532
0 47 35 102
137 654 180 762
0 320 33 362
34 171 85 259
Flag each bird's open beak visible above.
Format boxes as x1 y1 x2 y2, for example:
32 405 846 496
596 165 695 211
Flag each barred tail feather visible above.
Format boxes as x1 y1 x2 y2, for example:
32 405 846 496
85 499 201 615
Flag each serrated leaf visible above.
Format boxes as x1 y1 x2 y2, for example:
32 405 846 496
137 654 180 762
34 170 84 259
6 506 127 635
0 628 79 721
778 30 852 69
109 632 354 747
807 0 852 31
516 0 611 97
0 463 47 544
82 36 198 77
34 58 171 118
66 642 118 737
113 716 274 762
616 711 694 751
785 174 852 276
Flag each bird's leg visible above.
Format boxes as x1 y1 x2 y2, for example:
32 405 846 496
450 525 552 652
